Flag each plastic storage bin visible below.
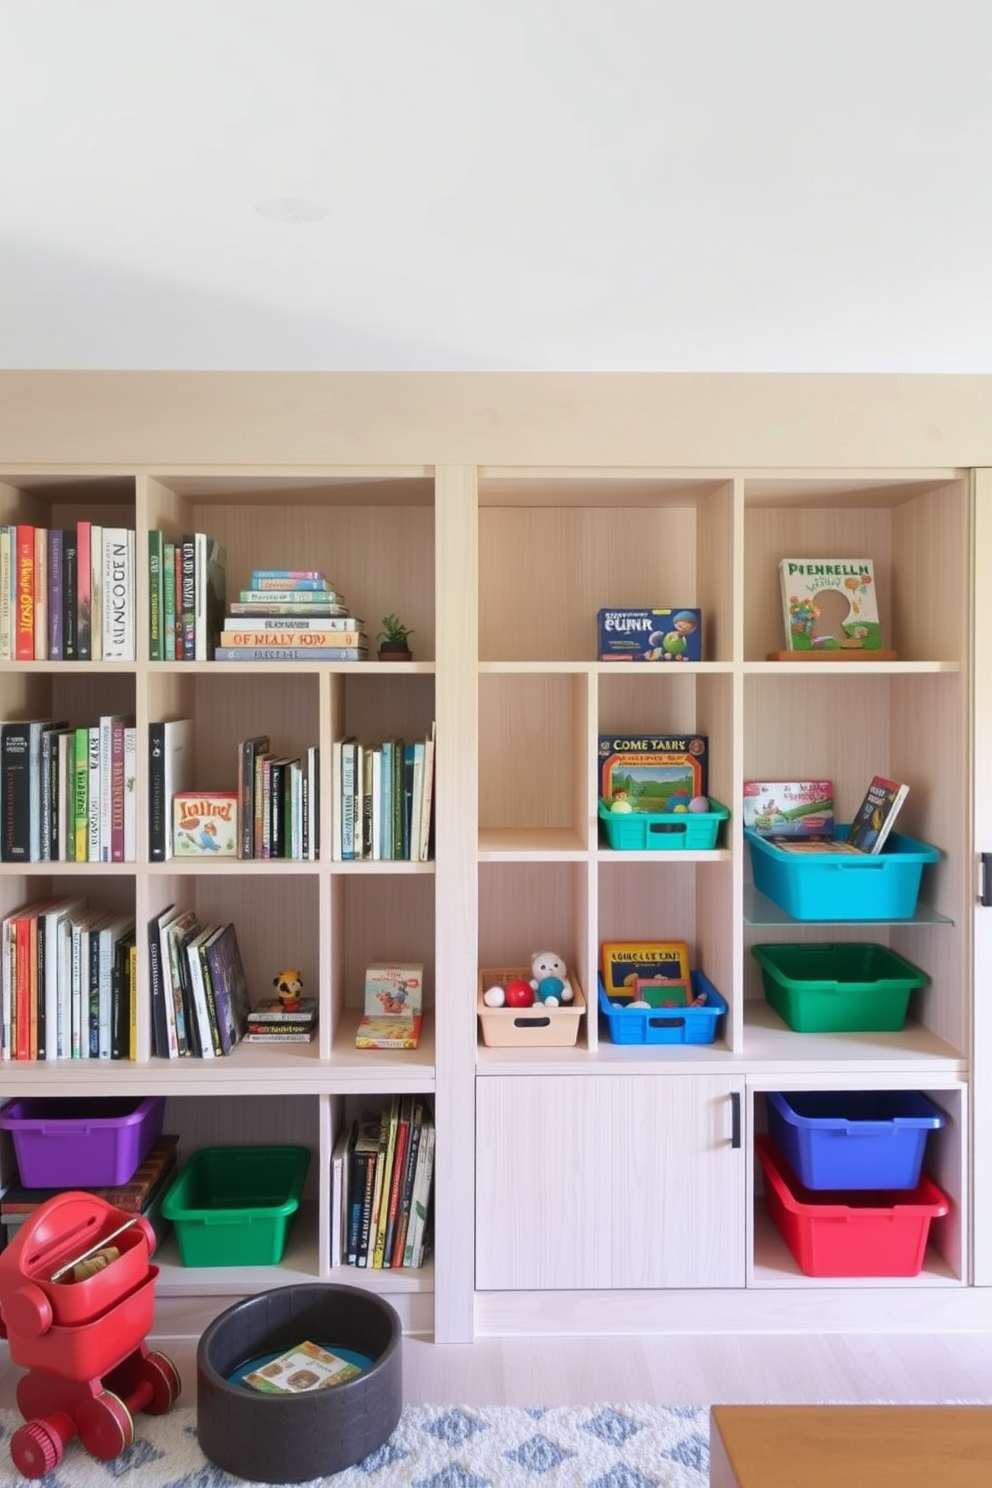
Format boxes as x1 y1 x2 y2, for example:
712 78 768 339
745 827 940 921
477 970 586 1048
0 1096 165 1188
598 798 729 851
756 1135 949 1277
598 970 727 1045
765 1090 946 1190
162 1145 310 1267
751 942 928 1033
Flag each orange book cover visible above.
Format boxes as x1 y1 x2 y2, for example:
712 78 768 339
15 525 34 661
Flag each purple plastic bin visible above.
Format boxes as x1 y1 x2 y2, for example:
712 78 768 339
0 1095 165 1188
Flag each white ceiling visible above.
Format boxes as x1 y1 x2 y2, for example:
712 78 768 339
3 0 991 373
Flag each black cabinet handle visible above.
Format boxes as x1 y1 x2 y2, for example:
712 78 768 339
983 853 992 907
730 1091 742 1149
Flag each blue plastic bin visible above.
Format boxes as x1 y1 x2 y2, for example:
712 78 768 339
766 1090 946 1190
598 970 727 1045
745 827 940 921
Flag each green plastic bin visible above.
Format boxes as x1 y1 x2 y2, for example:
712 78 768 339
162 1145 310 1266
751 942 928 1033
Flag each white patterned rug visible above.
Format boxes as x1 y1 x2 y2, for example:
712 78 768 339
0 1404 710 1487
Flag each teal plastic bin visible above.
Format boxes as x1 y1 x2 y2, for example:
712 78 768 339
745 827 940 921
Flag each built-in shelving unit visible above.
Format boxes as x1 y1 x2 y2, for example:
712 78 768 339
2 374 991 1347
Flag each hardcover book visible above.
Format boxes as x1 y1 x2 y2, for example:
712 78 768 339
779 558 882 652
243 1341 363 1393
202 922 250 1054
355 1014 423 1049
148 719 193 861
845 774 910 854
364 963 423 1017
598 734 709 808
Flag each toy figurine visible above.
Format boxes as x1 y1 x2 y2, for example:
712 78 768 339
529 951 574 1008
273 968 304 1010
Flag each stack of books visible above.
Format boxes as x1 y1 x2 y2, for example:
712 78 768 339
214 570 368 662
147 909 250 1059
245 996 318 1043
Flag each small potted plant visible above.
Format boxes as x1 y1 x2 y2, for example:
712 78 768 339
377 613 414 661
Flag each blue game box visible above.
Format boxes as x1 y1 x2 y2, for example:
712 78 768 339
597 608 702 661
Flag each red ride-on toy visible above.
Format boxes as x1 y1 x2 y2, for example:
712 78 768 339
0 1190 181 1479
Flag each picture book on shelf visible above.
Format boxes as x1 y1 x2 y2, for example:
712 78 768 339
845 775 910 854
356 962 424 1048
596 607 701 662
779 558 882 652
742 780 835 839
600 940 690 999
598 734 708 809
172 791 238 856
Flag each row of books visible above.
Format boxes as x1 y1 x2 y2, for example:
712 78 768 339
0 521 136 662
147 530 226 661
332 1096 435 1270
1 896 136 1062
147 906 250 1060
1 716 137 865
213 569 367 662
236 735 320 859
330 723 435 862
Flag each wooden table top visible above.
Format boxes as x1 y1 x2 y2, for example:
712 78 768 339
710 1405 992 1488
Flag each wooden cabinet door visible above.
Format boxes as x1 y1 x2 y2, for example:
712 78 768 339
974 469 992 1286
611 1074 745 1289
476 1074 745 1290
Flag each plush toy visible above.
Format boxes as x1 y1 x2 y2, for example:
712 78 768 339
529 950 574 1007
273 968 304 1010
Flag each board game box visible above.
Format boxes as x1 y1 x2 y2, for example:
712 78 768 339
742 780 835 839
172 791 238 856
597 608 702 661
598 734 708 809
600 939 691 999
779 558 881 652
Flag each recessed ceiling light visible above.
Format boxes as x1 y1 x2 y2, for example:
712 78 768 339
255 198 328 223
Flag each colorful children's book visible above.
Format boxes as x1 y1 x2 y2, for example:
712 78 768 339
173 791 238 856
355 1014 423 1049
598 734 708 809
364 963 423 1017
742 780 835 839
779 558 881 652
243 1341 363 1393
845 775 910 854
600 940 691 999
597 607 701 661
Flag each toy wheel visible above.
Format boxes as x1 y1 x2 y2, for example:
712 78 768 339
142 1350 182 1413
11 1420 63 1479
78 1390 134 1460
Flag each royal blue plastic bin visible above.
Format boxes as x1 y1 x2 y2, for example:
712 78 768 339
0 1096 165 1188
745 827 940 921
765 1090 945 1190
598 970 727 1045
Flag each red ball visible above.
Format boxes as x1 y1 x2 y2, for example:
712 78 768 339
504 978 534 1008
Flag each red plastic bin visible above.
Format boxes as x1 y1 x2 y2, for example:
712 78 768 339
756 1135 949 1278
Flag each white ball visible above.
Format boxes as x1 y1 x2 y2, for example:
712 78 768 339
483 985 506 1008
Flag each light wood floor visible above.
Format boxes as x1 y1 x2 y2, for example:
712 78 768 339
4 1331 992 1411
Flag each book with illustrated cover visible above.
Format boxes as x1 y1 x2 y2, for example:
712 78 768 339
598 734 708 809
355 1014 423 1049
600 940 691 999
742 780 835 839
779 558 882 652
243 1341 363 1393
202 922 250 1054
767 838 866 855
845 775 910 854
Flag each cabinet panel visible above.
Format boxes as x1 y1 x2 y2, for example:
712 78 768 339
476 1075 745 1291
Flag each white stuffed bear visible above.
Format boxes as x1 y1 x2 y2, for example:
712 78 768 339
529 950 574 1007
